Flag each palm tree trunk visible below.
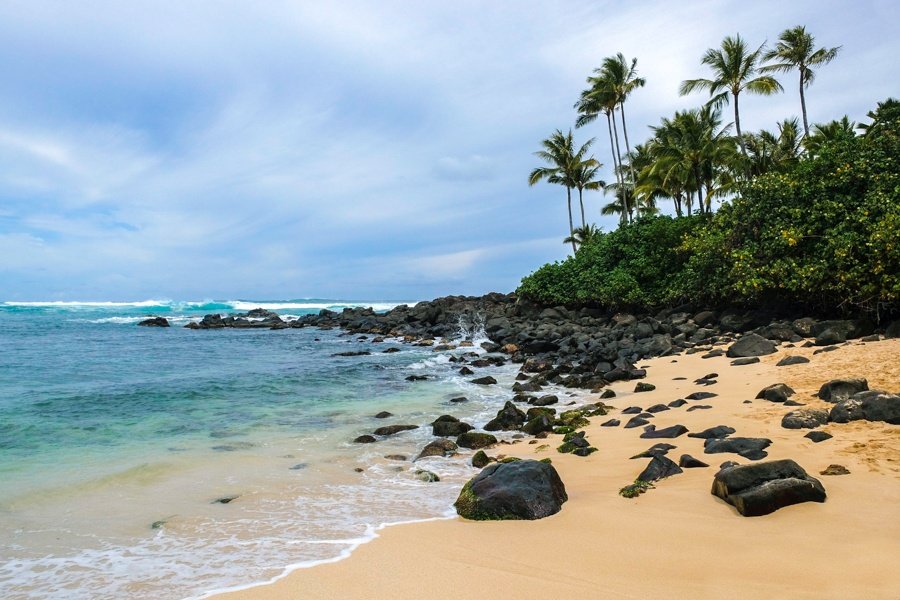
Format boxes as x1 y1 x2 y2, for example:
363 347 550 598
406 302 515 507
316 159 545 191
799 72 809 137
566 187 576 253
734 92 747 157
610 110 628 222
605 112 625 227
695 166 704 213
577 187 586 228
620 101 637 185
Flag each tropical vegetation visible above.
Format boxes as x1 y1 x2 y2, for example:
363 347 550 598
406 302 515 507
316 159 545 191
522 26 899 318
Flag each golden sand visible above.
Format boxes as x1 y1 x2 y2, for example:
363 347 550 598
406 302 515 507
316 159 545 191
215 339 900 600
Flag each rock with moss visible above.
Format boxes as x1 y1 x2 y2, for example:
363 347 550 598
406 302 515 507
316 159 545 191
472 450 491 468
619 480 654 499
522 414 554 435
556 410 590 429
454 459 568 520
415 469 440 483
483 401 527 431
557 431 596 456
457 431 497 450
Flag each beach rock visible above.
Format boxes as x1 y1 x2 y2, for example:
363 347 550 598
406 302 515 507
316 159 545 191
704 437 772 460
686 405 713 412
353 435 377 444
600 389 616 399
374 411 393 419
640 424 688 439
818 378 868 402
730 357 761 366
814 328 846 346
777 355 810 367
332 350 371 357
702 349 725 359
449 396 468 403
458 366 475 375
212 495 239 504
138 316 170 327
454 460 568 520
382 347 400 353
432 416 474 437
530 394 559 407
600 419 620 427
726 334 777 358
557 431 595 455
456 432 498 449
471 376 498 385
805 431 833 443
472 450 491 468
813 345 839 355
415 438 458 460
373 424 419 436
885 320 900 339
405 375 428 382
755 383 795 403
781 409 828 430
688 425 735 439
415 469 440 483
630 443 676 458
679 454 709 468
828 392 900 424
668 399 688 408
634 382 656 393
484 401 526 431
646 404 670 413
384 454 407 461
621 406 643 415
522 414 554 435
624 416 650 429
711 459 826 516
685 391 717 400
637 455 683 482
820 464 850 476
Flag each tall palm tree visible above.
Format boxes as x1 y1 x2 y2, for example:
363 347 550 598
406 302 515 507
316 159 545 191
529 130 595 253
762 26 841 137
680 34 783 158
599 53 646 183
575 86 626 224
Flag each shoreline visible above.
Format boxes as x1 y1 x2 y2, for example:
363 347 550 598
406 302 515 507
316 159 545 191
211 336 900 600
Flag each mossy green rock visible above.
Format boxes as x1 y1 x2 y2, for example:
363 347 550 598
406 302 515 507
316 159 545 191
472 450 491 468
454 459 568 520
456 431 498 449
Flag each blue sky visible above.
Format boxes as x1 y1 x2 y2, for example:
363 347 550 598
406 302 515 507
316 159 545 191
1 0 897 301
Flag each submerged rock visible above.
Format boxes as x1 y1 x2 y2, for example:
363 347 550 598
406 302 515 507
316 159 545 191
138 317 170 327
711 459 826 516
415 438 458 461
454 460 568 520
373 424 419 436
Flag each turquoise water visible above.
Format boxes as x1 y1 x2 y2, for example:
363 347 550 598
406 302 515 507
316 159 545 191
0 300 555 599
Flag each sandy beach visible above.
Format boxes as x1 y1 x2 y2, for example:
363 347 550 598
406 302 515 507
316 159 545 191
214 337 900 600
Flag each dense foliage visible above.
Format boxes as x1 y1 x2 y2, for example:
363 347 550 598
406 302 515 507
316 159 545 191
519 100 900 316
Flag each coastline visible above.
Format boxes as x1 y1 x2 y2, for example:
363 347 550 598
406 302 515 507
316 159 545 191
212 337 900 600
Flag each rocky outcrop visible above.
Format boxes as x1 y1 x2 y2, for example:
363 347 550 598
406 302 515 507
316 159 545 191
138 317 170 327
454 460 568 520
711 459 826 516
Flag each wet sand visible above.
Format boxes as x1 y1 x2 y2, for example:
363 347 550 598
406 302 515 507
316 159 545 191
214 338 900 600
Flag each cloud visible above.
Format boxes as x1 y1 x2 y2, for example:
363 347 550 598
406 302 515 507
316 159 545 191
0 1 896 300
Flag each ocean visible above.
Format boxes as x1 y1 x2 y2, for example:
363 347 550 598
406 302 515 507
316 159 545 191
0 299 582 599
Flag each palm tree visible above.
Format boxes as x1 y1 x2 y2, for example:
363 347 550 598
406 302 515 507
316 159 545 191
680 34 783 158
529 130 595 253
857 98 900 137
571 158 605 228
599 53 646 183
804 116 857 155
575 86 626 225
563 224 602 249
762 26 841 136
744 118 802 176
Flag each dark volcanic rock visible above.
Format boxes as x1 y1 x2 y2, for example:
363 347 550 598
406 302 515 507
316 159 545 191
600 419 620 427
776 355 810 367
138 316 170 327
781 409 828 430
704 437 772 460
530 394 559 407
431 415 474 437
805 431 833 443
415 438 458 460
637 455 683 482
471 376 498 385
332 350 371 357
624 416 649 429
668 399 688 408
600 389 617 399
711 459 826 516
818 378 868 402
458 366 475 376
373 424 419 436
630 443 676 458
820 464 850 476
374 411 393 419
726 333 777 358
646 404 670 413
634 382 656 393
405 375 428 382
449 396 468 403
686 404 713 412
484 401 526 431
828 392 900 424
621 406 643 415
640 424 689 439
456 431 498 449
454 460 568 520
685 391 718 400
688 425 735 439
755 383 796 403
731 357 761 366
522 414 554 435
679 454 709 468
472 450 491 468
353 435 377 444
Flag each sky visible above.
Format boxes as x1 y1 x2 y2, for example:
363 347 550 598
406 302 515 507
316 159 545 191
0 0 897 301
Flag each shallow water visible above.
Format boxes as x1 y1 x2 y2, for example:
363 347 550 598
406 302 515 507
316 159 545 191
0 300 582 599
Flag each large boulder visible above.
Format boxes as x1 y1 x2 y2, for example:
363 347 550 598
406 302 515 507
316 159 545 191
818 378 868 402
711 459 826 517
456 431 498 449
828 392 900 425
781 409 829 429
726 333 777 358
454 460 568 520
483 401 527 431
